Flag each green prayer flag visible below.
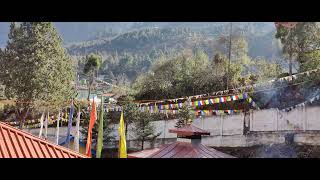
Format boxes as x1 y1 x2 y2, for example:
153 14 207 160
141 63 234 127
238 94 243 100
96 96 104 158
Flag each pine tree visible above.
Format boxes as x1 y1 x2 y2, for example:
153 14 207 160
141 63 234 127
133 111 161 150
2 22 75 129
175 100 194 128
83 53 102 101
80 109 115 153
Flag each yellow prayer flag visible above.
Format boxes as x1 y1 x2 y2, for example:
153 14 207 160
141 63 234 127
118 111 127 158
215 98 220 103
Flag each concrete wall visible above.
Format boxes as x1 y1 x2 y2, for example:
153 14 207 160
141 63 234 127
250 106 320 132
25 106 320 148
124 105 320 148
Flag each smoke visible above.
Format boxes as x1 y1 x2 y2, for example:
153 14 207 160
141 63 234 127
256 133 297 158
253 78 320 110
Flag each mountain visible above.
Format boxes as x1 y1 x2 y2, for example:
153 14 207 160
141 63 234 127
0 22 282 83
67 22 281 60
0 22 277 45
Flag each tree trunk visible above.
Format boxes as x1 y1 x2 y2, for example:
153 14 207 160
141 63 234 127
125 122 129 148
125 122 128 137
141 137 144 150
289 55 293 77
17 108 30 129
87 85 91 102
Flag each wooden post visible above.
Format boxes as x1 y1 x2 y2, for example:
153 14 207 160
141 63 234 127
201 115 204 129
250 110 253 131
276 109 279 131
163 119 167 144
304 105 307 131
220 116 223 146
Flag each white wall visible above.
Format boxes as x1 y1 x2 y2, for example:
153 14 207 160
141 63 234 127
25 105 320 147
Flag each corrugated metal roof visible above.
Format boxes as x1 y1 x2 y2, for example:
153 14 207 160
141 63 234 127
0 122 88 158
169 124 210 136
146 142 235 158
128 148 160 158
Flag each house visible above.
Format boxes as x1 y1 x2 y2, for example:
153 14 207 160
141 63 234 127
0 121 88 158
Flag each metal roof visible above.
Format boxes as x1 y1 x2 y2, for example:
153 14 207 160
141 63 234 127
146 142 235 158
0 121 88 158
169 124 210 136
128 148 160 158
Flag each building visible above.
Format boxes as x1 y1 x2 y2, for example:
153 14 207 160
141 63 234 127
0 121 88 158
128 123 235 158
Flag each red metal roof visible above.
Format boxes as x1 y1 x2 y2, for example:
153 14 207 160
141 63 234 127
144 142 234 158
169 124 210 136
128 148 160 158
0 121 88 158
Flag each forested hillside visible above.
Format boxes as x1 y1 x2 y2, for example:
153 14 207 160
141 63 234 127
66 23 282 84
0 22 283 85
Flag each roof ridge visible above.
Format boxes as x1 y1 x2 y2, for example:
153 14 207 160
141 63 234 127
0 121 88 158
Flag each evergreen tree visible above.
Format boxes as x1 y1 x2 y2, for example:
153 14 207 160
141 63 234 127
1 22 75 129
275 22 320 74
80 109 115 149
175 100 194 128
83 53 102 101
133 111 161 150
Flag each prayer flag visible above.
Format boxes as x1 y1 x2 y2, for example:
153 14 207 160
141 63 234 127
86 100 97 157
96 97 104 158
215 98 220 103
66 101 74 148
154 105 158 112
118 111 127 158
205 99 209 105
55 111 61 145
39 112 44 138
209 99 214 104
238 94 243 100
74 108 81 152
233 95 239 100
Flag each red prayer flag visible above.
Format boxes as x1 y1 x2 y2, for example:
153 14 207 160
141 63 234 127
223 97 227 102
85 100 97 157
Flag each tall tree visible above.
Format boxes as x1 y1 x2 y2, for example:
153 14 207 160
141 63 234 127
1 22 75 129
133 111 161 150
275 22 320 74
83 53 102 101
80 107 115 156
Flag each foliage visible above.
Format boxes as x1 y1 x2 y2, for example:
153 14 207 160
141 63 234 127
80 107 115 145
0 22 75 128
132 47 256 100
275 22 320 64
133 111 161 150
83 53 102 75
83 53 102 100
68 24 282 85
175 101 194 128
132 32 284 106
